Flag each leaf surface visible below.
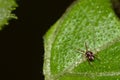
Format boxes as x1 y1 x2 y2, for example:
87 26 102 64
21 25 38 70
43 0 120 80
0 0 17 30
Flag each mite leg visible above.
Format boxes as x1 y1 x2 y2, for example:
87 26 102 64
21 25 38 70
85 42 88 51
87 58 93 65
76 48 85 53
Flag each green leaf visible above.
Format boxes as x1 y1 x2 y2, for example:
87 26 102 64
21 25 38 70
0 0 17 30
43 0 120 80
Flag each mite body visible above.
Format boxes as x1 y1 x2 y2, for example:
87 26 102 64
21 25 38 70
85 51 95 62
77 42 96 63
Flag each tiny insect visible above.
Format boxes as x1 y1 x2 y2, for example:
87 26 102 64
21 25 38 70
85 51 95 62
77 42 96 64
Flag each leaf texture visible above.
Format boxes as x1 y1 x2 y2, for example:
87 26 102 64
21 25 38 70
0 0 17 30
43 0 120 80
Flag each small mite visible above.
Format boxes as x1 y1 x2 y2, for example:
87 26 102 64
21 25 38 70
77 42 96 64
85 51 95 62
